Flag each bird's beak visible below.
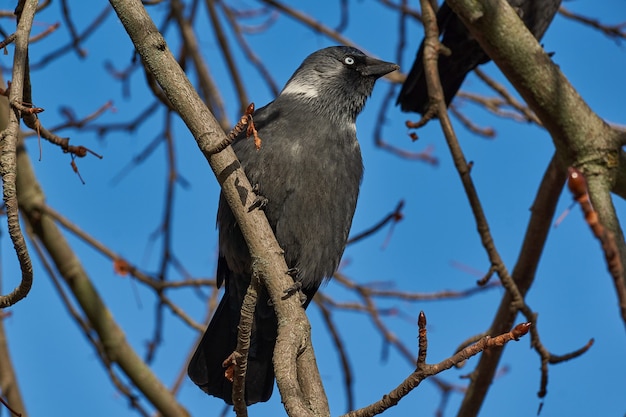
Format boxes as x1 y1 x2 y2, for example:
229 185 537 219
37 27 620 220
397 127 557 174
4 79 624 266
360 57 399 78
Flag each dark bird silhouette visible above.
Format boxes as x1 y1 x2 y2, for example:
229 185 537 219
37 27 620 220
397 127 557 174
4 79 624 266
188 46 398 405
397 0 562 114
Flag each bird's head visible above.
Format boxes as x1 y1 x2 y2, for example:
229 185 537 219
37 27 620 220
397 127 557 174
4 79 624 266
278 46 399 123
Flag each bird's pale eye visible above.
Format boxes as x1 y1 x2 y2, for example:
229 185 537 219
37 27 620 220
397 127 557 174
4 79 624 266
344 56 355 65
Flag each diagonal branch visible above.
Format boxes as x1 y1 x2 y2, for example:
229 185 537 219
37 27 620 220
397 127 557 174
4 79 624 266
457 154 565 416
342 312 531 417
107 0 329 415
15 142 190 417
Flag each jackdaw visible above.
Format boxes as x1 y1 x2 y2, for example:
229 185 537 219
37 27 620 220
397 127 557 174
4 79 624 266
188 46 398 405
397 0 561 114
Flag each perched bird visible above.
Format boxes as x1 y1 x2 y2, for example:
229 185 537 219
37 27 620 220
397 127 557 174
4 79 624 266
188 46 398 405
397 0 562 114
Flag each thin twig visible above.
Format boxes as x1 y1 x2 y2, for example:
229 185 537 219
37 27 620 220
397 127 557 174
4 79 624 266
341 311 531 417
559 6 626 41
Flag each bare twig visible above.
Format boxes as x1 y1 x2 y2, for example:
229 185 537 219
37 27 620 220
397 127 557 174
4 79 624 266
206 0 250 114
347 200 404 245
30 6 112 69
219 1 280 96
567 167 626 328
559 6 626 41
341 311 531 417
60 0 87 57
314 296 355 412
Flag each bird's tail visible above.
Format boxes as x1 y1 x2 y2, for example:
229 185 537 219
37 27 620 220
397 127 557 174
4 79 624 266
396 41 474 115
188 285 277 405
396 42 430 114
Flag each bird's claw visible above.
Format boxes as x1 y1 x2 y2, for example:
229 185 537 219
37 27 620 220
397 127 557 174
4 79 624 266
248 184 268 211
282 268 307 304
282 280 302 297
248 196 268 212
281 280 304 302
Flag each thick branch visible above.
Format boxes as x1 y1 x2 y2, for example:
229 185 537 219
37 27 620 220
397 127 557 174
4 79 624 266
447 2 626 282
439 1 626 413
446 0 623 178
107 0 328 415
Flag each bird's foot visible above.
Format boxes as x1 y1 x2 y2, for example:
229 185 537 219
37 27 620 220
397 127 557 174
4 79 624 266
405 104 438 130
281 277 307 305
282 268 308 304
282 280 302 299
221 351 241 383
248 184 268 211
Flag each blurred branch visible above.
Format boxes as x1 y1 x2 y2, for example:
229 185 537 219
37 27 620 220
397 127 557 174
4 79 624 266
259 0 355 49
38 100 114 133
259 0 404 84
452 67 543 130
26 230 151 417
37 202 210 332
0 311 28 417
29 5 112 70
15 142 191 416
559 6 626 41
219 1 280 97
145 112 176 363
315 296 355 412
205 0 250 114
376 0 422 21
86 101 160 138
317 270 500 414
347 200 404 245
374 0 440 163
448 104 496 138
60 0 87 57
332 273 498 303
171 0 230 131
472 67 541 124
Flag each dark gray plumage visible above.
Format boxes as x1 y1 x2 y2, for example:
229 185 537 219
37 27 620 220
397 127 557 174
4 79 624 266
397 0 562 114
188 46 398 405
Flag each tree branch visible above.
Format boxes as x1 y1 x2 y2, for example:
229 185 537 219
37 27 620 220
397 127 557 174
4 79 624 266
438 0 625 413
342 312 531 417
107 0 329 415
15 143 190 417
0 0 37 309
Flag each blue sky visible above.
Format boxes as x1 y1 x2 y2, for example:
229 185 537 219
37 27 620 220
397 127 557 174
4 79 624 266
3 1 626 416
